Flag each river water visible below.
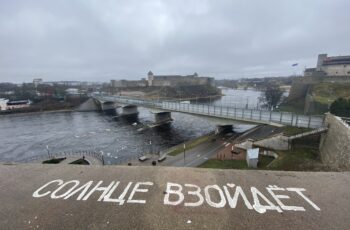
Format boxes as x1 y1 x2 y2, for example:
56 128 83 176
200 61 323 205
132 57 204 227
0 88 261 164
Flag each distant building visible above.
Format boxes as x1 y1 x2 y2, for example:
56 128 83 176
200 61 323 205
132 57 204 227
6 100 31 110
65 88 80 95
305 54 350 77
110 72 215 89
147 71 214 87
33 78 43 88
110 79 148 88
0 98 9 111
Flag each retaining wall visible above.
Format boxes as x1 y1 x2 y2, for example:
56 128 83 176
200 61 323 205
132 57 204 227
319 113 350 170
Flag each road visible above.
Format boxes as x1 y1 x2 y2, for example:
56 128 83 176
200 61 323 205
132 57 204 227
162 134 237 167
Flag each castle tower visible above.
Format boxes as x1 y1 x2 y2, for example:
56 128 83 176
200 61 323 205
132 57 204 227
317 54 327 71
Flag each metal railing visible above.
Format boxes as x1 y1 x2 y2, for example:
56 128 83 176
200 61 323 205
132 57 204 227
16 150 105 165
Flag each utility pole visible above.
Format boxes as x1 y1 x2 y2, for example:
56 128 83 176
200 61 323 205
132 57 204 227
149 140 153 154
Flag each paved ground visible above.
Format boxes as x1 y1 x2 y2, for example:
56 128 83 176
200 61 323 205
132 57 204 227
161 139 227 167
0 164 349 229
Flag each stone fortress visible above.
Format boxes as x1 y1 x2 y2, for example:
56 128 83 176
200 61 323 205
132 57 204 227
304 53 350 77
111 71 214 88
287 54 350 114
147 71 214 87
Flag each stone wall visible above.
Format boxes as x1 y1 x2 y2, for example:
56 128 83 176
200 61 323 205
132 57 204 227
75 98 99 112
319 113 350 170
304 93 329 115
253 134 290 150
287 81 310 101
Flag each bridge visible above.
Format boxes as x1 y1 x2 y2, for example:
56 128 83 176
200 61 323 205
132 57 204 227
93 95 325 128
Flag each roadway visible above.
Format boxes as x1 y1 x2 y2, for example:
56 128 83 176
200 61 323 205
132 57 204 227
162 138 228 167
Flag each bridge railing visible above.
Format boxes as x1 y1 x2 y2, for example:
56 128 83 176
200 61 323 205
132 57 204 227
162 101 324 128
95 96 325 128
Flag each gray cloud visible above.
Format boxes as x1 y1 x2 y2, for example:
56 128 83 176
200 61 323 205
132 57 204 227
0 0 349 82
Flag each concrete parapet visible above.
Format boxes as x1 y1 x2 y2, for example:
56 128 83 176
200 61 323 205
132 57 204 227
319 113 350 170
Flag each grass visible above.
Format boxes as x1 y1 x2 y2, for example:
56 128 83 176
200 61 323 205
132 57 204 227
198 155 274 170
167 134 213 156
278 99 305 114
267 148 320 171
199 160 248 169
311 83 350 104
197 148 321 171
258 155 275 168
282 126 312 136
42 157 66 164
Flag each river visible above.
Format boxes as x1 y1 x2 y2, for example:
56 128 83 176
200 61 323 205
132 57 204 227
0 88 261 164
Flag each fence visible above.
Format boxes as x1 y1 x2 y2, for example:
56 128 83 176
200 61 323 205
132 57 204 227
16 150 105 165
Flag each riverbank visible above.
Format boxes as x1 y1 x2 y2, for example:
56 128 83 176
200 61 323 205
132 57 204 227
115 85 222 100
0 108 75 116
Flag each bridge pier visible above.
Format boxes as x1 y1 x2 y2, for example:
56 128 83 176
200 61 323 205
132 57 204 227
150 111 173 127
215 124 233 134
121 105 139 118
101 102 118 115
94 99 119 116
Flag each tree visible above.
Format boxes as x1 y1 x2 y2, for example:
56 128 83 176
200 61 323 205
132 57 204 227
330 98 350 117
261 84 283 110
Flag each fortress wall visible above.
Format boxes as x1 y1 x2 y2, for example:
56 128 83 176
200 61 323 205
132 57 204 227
287 81 310 101
287 75 350 102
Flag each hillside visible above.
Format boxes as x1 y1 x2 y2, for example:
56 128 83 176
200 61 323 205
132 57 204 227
280 82 350 115
311 82 350 104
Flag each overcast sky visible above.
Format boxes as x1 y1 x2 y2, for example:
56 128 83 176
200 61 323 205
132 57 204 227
0 0 350 83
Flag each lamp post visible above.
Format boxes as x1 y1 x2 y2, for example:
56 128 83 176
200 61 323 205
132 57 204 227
183 144 186 166
46 145 50 159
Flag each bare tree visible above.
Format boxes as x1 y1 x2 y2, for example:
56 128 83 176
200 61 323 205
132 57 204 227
261 84 283 110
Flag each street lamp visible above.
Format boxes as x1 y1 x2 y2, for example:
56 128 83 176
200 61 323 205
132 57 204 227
183 144 186 166
46 145 50 158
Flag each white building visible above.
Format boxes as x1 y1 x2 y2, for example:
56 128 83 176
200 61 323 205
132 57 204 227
0 98 9 111
246 148 259 168
65 88 80 95
6 100 31 110
33 78 43 88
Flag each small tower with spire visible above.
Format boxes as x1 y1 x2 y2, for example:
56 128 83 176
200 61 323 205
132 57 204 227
148 71 154 86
